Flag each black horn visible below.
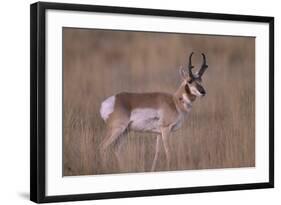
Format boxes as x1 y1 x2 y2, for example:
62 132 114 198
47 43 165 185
197 53 208 79
188 52 196 81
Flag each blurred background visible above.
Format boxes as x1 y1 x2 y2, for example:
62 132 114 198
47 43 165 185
63 28 255 176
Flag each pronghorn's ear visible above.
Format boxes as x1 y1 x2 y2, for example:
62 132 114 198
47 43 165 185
179 66 188 80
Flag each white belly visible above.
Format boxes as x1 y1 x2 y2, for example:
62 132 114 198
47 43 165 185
129 108 161 133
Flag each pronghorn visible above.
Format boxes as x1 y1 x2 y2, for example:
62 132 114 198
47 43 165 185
99 52 208 171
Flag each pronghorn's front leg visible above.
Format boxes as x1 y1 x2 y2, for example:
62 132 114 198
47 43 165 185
161 127 171 169
151 135 161 171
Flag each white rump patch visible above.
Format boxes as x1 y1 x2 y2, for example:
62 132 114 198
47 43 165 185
129 108 160 133
100 96 115 121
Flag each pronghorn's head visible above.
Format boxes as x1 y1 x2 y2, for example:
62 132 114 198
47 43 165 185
179 52 208 99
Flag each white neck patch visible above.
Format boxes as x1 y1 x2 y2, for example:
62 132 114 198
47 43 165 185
182 94 192 111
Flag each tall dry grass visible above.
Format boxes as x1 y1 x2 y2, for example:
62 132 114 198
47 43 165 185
63 28 255 176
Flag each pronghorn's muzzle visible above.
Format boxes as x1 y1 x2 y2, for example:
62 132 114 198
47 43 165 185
196 83 206 96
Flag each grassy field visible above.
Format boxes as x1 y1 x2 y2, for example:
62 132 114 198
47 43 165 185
63 28 255 176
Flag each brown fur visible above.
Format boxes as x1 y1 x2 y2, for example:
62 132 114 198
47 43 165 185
110 92 180 127
100 71 205 171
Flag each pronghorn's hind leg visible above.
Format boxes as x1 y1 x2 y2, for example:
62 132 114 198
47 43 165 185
112 129 129 171
99 123 128 171
99 123 128 154
99 111 130 170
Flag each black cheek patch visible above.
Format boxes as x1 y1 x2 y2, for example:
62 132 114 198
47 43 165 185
185 84 191 94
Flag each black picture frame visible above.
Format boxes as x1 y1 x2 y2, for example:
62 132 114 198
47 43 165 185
30 1 274 203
